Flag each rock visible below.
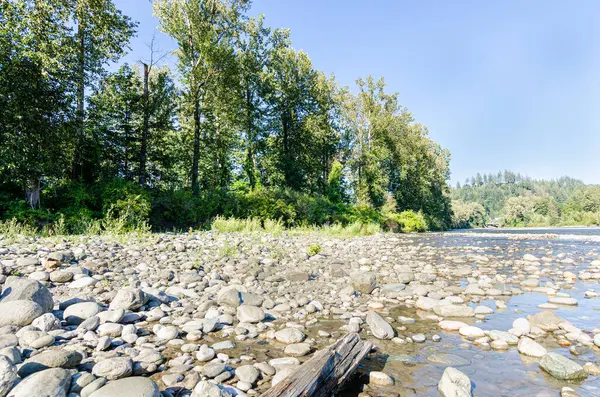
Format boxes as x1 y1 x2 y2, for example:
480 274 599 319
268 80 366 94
236 305 265 324
0 277 53 313
439 320 468 331
196 345 215 362
488 330 518 345
191 381 233 397
68 277 97 289
81 378 107 397
528 311 564 331
438 367 472 397
88 377 160 397
0 356 16 397
202 363 225 378
18 350 82 378
92 357 133 380
7 368 73 397
434 305 474 318
63 302 101 325
287 272 309 282
512 318 530 335
235 365 259 384
31 313 60 332
458 326 485 339
274 328 306 344
539 353 587 380
369 371 394 386
351 272 376 294
517 337 547 357
0 300 43 327
397 272 415 284
561 387 581 397
49 271 73 283
217 288 242 308
284 343 311 357
548 297 578 306
109 288 147 311
411 334 426 343
365 311 394 339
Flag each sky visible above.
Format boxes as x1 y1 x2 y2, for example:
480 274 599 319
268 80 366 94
114 0 600 185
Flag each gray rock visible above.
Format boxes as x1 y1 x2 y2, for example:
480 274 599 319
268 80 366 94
235 365 259 384
63 302 101 325
196 345 215 362
92 357 133 380
81 378 108 397
191 381 233 397
284 343 311 357
274 328 306 344
18 350 83 378
517 337 547 358
397 271 415 284
88 377 160 397
0 300 43 327
438 367 472 397
527 311 564 331
237 305 265 324
31 313 61 332
203 363 226 378
366 311 394 340
433 304 475 318
0 356 16 397
351 272 376 294
7 368 73 397
109 288 147 311
0 277 53 313
539 353 587 380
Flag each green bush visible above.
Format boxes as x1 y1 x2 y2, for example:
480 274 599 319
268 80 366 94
392 210 428 233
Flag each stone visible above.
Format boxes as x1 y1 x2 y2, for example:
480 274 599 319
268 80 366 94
7 368 73 397
81 378 107 397
191 381 233 397
539 353 587 380
235 365 259 384
63 302 101 325
109 288 147 311
458 326 485 339
284 343 311 357
203 363 226 378
31 313 60 332
92 357 133 380
434 304 474 318
512 318 531 335
88 377 160 397
439 320 468 331
365 311 394 339
351 272 376 294
49 271 73 283
196 345 215 362
369 371 394 386
18 350 82 378
68 277 97 289
488 330 518 345
237 305 265 324
397 272 415 284
528 311 564 331
548 297 578 306
438 367 472 397
517 337 547 357
0 300 43 327
0 277 53 313
274 328 306 344
0 356 16 397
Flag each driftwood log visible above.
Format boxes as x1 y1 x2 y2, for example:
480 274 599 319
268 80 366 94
261 333 373 397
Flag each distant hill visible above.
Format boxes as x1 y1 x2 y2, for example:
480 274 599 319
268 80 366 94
451 171 599 227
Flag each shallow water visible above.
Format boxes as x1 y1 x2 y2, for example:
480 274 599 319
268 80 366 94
347 228 600 396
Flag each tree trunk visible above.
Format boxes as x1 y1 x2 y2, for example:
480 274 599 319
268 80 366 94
191 93 201 197
72 11 85 180
139 63 150 187
260 333 372 397
25 177 41 210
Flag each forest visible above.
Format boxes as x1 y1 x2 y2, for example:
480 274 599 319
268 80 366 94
0 0 453 235
452 171 600 228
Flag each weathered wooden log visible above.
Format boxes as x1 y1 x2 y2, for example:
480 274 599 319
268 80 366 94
260 333 373 397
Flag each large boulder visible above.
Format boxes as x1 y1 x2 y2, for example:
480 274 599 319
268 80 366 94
0 300 43 328
0 356 16 397
438 367 472 397
351 272 376 294
527 311 564 332
63 302 101 325
109 288 147 311
17 350 82 378
89 377 160 397
365 311 394 340
7 368 73 397
1 277 53 313
539 353 587 380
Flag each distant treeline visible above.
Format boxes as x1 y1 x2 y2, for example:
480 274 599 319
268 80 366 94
0 0 452 234
452 171 600 228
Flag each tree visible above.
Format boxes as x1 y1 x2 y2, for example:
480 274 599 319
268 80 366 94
154 0 249 197
0 1 74 208
70 0 137 181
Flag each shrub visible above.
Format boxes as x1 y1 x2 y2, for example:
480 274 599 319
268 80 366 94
307 243 322 256
394 210 428 233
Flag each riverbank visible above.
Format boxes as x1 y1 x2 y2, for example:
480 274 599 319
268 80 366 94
0 229 599 396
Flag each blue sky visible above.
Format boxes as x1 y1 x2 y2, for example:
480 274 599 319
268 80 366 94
115 0 600 185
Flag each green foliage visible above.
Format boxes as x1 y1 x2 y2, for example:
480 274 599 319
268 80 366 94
307 243 322 256
390 210 428 233
451 200 487 229
454 171 599 228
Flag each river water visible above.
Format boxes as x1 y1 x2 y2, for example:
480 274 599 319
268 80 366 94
348 228 600 396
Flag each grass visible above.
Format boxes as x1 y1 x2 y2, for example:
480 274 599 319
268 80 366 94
307 243 322 256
